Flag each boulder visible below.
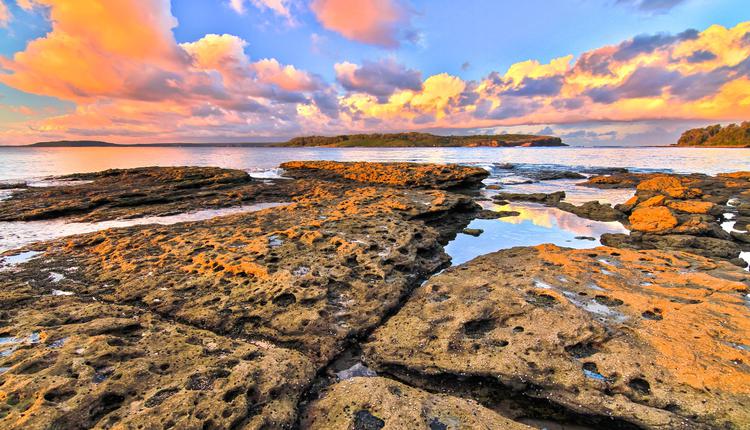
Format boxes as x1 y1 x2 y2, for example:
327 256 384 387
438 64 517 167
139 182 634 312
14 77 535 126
666 200 716 215
462 228 483 237
524 170 586 181
492 191 565 205
555 201 625 222
628 207 678 233
636 176 701 199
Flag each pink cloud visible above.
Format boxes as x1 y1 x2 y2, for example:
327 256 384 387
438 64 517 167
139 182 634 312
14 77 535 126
251 58 322 92
1 1 749 145
310 0 413 48
0 1 10 27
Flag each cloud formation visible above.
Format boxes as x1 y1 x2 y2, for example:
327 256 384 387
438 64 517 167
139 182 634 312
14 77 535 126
0 0 749 145
335 58 421 99
324 21 750 131
310 0 414 48
0 0 333 142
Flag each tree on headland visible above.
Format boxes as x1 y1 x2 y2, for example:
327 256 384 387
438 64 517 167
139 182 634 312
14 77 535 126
676 122 750 147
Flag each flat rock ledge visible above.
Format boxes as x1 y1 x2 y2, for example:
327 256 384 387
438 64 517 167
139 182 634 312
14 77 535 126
0 162 484 429
2 162 750 430
280 161 489 189
301 377 532 429
0 166 301 222
363 245 750 429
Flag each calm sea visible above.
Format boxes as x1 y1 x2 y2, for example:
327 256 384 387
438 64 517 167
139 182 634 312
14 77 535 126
1 146 748 266
0 146 748 181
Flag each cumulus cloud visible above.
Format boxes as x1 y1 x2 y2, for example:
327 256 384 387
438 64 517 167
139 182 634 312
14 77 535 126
333 22 750 131
310 0 414 48
1 1 750 144
252 59 322 91
335 58 422 99
0 0 334 143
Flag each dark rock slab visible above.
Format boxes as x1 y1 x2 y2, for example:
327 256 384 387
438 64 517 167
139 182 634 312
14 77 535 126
0 166 296 222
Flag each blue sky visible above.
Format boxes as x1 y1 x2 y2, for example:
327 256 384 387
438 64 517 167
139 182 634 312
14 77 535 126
169 0 748 81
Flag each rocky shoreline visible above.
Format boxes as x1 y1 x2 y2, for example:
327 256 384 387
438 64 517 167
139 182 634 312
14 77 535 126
0 161 748 429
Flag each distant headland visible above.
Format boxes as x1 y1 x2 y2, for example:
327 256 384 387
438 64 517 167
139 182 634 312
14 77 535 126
673 122 750 148
21 132 566 148
274 132 565 147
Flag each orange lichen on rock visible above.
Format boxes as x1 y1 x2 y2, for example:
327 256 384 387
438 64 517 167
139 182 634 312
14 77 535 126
1 172 478 367
280 160 489 189
629 206 679 232
636 195 666 208
636 175 700 199
0 295 313 429
666 200 716 214
718 171 750 179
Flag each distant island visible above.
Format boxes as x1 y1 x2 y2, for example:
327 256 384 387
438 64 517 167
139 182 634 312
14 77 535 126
30 140 121 147
275 132 565 148
23 133 565 148
674 122 750 147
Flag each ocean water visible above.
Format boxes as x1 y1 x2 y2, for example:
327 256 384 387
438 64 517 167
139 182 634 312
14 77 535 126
0 146 748 181
0 146 748 267
0 203 287 253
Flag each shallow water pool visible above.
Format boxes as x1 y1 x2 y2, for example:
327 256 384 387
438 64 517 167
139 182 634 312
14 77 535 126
445 201 628 266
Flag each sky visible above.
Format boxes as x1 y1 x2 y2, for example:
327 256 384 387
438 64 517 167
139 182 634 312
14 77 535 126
0 0 749 146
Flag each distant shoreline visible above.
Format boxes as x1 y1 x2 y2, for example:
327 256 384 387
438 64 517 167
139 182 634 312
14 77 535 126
4 144 750 149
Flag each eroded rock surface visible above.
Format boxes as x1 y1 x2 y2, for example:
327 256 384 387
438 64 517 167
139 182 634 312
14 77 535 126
0 291 313 429
364 245 750 429
1 168 479 368
280 161 489 189
301 377 532 430
0 167 300 222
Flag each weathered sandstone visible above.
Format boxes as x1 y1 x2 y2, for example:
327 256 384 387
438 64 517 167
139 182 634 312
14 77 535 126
364 245 750 429
301 377 532 429
280 161 489 189
0 166 297 222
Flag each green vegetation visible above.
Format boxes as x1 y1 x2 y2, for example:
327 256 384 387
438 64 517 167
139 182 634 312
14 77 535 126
276 132 565 148
30 140 119 147
676 122 750 147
